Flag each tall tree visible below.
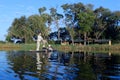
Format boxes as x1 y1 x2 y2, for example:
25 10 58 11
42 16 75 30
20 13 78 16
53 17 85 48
62 3 94 45
93 7 111 39
7 16 31 43
38 7 53 38
66 27 75 45
7 14 48 43
105 11 120 41
49 8 63 40
77 8 95 45
28 15 48 39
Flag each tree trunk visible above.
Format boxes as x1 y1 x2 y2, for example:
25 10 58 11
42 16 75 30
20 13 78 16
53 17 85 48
72 37 74 46
58 29 60 40
84 32 87 46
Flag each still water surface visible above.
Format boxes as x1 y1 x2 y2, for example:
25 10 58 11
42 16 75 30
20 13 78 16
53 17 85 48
0 51 120 80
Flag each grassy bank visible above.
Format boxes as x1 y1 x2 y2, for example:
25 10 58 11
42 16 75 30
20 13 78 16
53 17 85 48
0 43 120 53
0 43 36 51
53 44 120 53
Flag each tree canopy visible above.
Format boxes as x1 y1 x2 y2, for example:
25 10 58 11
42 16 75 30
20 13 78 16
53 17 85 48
6 2 120 44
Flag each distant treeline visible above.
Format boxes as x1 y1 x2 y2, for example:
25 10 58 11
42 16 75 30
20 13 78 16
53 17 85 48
6 2 120 44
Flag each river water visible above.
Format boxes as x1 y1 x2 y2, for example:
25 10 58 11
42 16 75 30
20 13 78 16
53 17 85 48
0 51 120 80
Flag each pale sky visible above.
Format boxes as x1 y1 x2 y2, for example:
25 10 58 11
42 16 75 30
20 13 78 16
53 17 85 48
0 0 120 41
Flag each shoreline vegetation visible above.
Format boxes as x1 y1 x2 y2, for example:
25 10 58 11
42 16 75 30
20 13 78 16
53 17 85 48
0 43 120 53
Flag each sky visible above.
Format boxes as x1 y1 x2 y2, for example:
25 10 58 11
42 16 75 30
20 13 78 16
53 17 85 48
0 0 120 41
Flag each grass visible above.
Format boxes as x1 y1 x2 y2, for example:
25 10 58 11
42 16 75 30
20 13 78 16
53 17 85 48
0 43 20 51
0 43 120 53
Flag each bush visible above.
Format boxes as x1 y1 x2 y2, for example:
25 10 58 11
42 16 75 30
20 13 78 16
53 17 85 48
0 41 6 44
48 40 55 44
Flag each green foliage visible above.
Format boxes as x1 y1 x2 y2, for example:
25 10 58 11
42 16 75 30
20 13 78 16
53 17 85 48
50 7 63 40
78 11 95 33
7 14 49 43
67 27 75 45
28 15 48 38
6 2 120 44
39 7 46 15
0 41 6 44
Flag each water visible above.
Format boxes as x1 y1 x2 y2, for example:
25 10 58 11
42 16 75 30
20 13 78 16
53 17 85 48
0 51 120 80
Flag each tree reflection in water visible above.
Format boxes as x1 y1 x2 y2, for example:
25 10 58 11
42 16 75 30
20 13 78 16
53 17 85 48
5 51 120 80
43 51 81 80
7 51 37 80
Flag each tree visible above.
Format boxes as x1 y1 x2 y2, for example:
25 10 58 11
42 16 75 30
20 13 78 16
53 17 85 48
93 7 111 39
7 16 31 43
6 2 120 43
59 27 70 41
39 7 52 38
61 3 95 45
66 27 75 45
77 6 95 45
49 8 63 40
105 11 120 41
61 2 85 27
39 7 46 15
7 14 48 43
28 15 48 39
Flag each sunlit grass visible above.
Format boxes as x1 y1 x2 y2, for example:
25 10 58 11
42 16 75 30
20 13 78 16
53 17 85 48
0 43 120 53
0 43 20 51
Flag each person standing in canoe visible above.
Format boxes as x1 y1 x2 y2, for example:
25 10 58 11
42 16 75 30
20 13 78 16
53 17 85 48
36 33 43 51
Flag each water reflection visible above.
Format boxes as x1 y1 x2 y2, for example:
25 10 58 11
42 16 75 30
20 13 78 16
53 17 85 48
7 51 37 80
99 54 120 80
0 51 120 80
35 51 79 80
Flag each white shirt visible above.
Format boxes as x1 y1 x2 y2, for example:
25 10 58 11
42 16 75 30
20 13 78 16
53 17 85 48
37 34 43 42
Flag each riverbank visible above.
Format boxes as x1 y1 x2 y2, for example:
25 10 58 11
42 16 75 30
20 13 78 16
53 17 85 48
0 43 36 51
0 43 120 53
53 44 120 53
